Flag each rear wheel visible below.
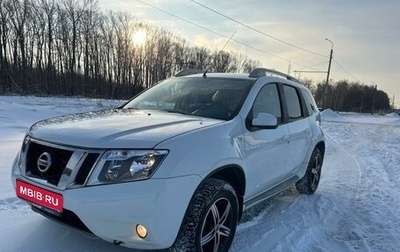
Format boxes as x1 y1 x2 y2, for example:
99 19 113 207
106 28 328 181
296 148 323 194
170 178 239 252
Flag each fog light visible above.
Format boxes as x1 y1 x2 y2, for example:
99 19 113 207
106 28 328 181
136 224 148 238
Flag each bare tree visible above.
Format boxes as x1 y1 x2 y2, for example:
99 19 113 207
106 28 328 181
39 0 57 92
0 0 11 92
63 0 86 94
7 0 31 91
0 0 299 101
211 51 231 72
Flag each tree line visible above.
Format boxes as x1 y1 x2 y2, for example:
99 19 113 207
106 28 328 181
303 79 391 113
0 0 259 99
0 0 392 112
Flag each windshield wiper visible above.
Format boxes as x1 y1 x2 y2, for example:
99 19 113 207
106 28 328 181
165 109 191 115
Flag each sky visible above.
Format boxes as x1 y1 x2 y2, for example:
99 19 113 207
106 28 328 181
98 0 400 107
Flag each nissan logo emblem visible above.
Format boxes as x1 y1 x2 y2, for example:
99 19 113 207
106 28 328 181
37 152 52 173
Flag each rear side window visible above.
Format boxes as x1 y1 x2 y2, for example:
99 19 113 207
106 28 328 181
301 89 318 115
283 85 302 120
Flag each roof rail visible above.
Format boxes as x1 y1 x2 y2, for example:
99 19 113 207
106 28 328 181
174 68 204 77
249 68 300 83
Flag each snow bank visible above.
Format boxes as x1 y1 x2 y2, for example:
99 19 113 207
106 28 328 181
320 108 343 121
385 112 400 118
321 108 400 125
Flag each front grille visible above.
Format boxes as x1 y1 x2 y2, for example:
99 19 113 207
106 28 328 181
26 141 73 185
24 140 101 187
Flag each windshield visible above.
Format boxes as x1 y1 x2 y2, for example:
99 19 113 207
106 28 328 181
124 77 254 120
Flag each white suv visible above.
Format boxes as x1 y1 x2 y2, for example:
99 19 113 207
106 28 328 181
12 68 325 251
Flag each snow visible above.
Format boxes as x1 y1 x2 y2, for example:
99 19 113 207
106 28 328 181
1 96 400 252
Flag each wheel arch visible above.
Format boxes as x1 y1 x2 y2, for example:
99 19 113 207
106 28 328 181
315 140 325 158
204 164 246 220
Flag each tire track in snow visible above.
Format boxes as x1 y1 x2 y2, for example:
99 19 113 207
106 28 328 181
323 125 363 198
322 122 400 252
321 125 372 251
268 124 370 252
231 123 366 252
350 124 400 252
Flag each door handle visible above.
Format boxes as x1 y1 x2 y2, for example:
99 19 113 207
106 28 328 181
281 135 290 143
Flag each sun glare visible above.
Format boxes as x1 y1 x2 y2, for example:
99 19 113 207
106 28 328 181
132 29 147 46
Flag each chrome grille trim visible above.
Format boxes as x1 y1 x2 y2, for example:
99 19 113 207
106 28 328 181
23 137 103 190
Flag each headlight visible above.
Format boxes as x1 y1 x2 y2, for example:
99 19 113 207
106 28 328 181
87 150 168 185
12 135 29 176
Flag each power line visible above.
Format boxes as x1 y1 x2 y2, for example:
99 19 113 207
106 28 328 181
133 1 361 84
229 37 308 67
190 0 327 58
296 61 330 71
134 0 227 42
333 58 360 82
134 0 310 68
218 30 236 54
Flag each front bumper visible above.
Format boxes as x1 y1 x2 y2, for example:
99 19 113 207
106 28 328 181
12 164 201 250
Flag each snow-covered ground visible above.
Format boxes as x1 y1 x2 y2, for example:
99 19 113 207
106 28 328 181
1 96 399 252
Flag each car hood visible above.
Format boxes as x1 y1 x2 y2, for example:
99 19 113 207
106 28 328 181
29 109 222 149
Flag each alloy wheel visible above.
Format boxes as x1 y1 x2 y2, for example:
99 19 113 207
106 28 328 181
200 197 233 252
311 152 322 190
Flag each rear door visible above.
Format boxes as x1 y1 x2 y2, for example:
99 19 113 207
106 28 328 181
282 85 312 172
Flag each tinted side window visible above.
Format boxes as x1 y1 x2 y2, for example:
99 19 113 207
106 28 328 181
252 84 282 122
301 89 318 115
283 85 302 120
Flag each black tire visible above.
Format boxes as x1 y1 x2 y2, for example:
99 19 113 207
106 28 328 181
169 178 239 252
295 148 323 194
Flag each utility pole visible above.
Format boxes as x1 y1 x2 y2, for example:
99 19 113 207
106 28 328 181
371 83 377 114
392 95 395 110
324 38 333 110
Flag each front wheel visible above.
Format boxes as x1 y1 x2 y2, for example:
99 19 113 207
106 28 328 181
296 148 323 194
170 178 239 252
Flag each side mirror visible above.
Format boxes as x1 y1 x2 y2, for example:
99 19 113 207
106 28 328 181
252 112 278 129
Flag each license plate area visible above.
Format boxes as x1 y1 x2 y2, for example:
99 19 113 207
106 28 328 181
16 180 63 213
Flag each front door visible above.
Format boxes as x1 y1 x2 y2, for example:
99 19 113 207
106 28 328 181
244 83 290 199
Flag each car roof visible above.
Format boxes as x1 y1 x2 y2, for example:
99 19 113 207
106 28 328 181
175 73 306 91
174 68 302 86
177 72 255 80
